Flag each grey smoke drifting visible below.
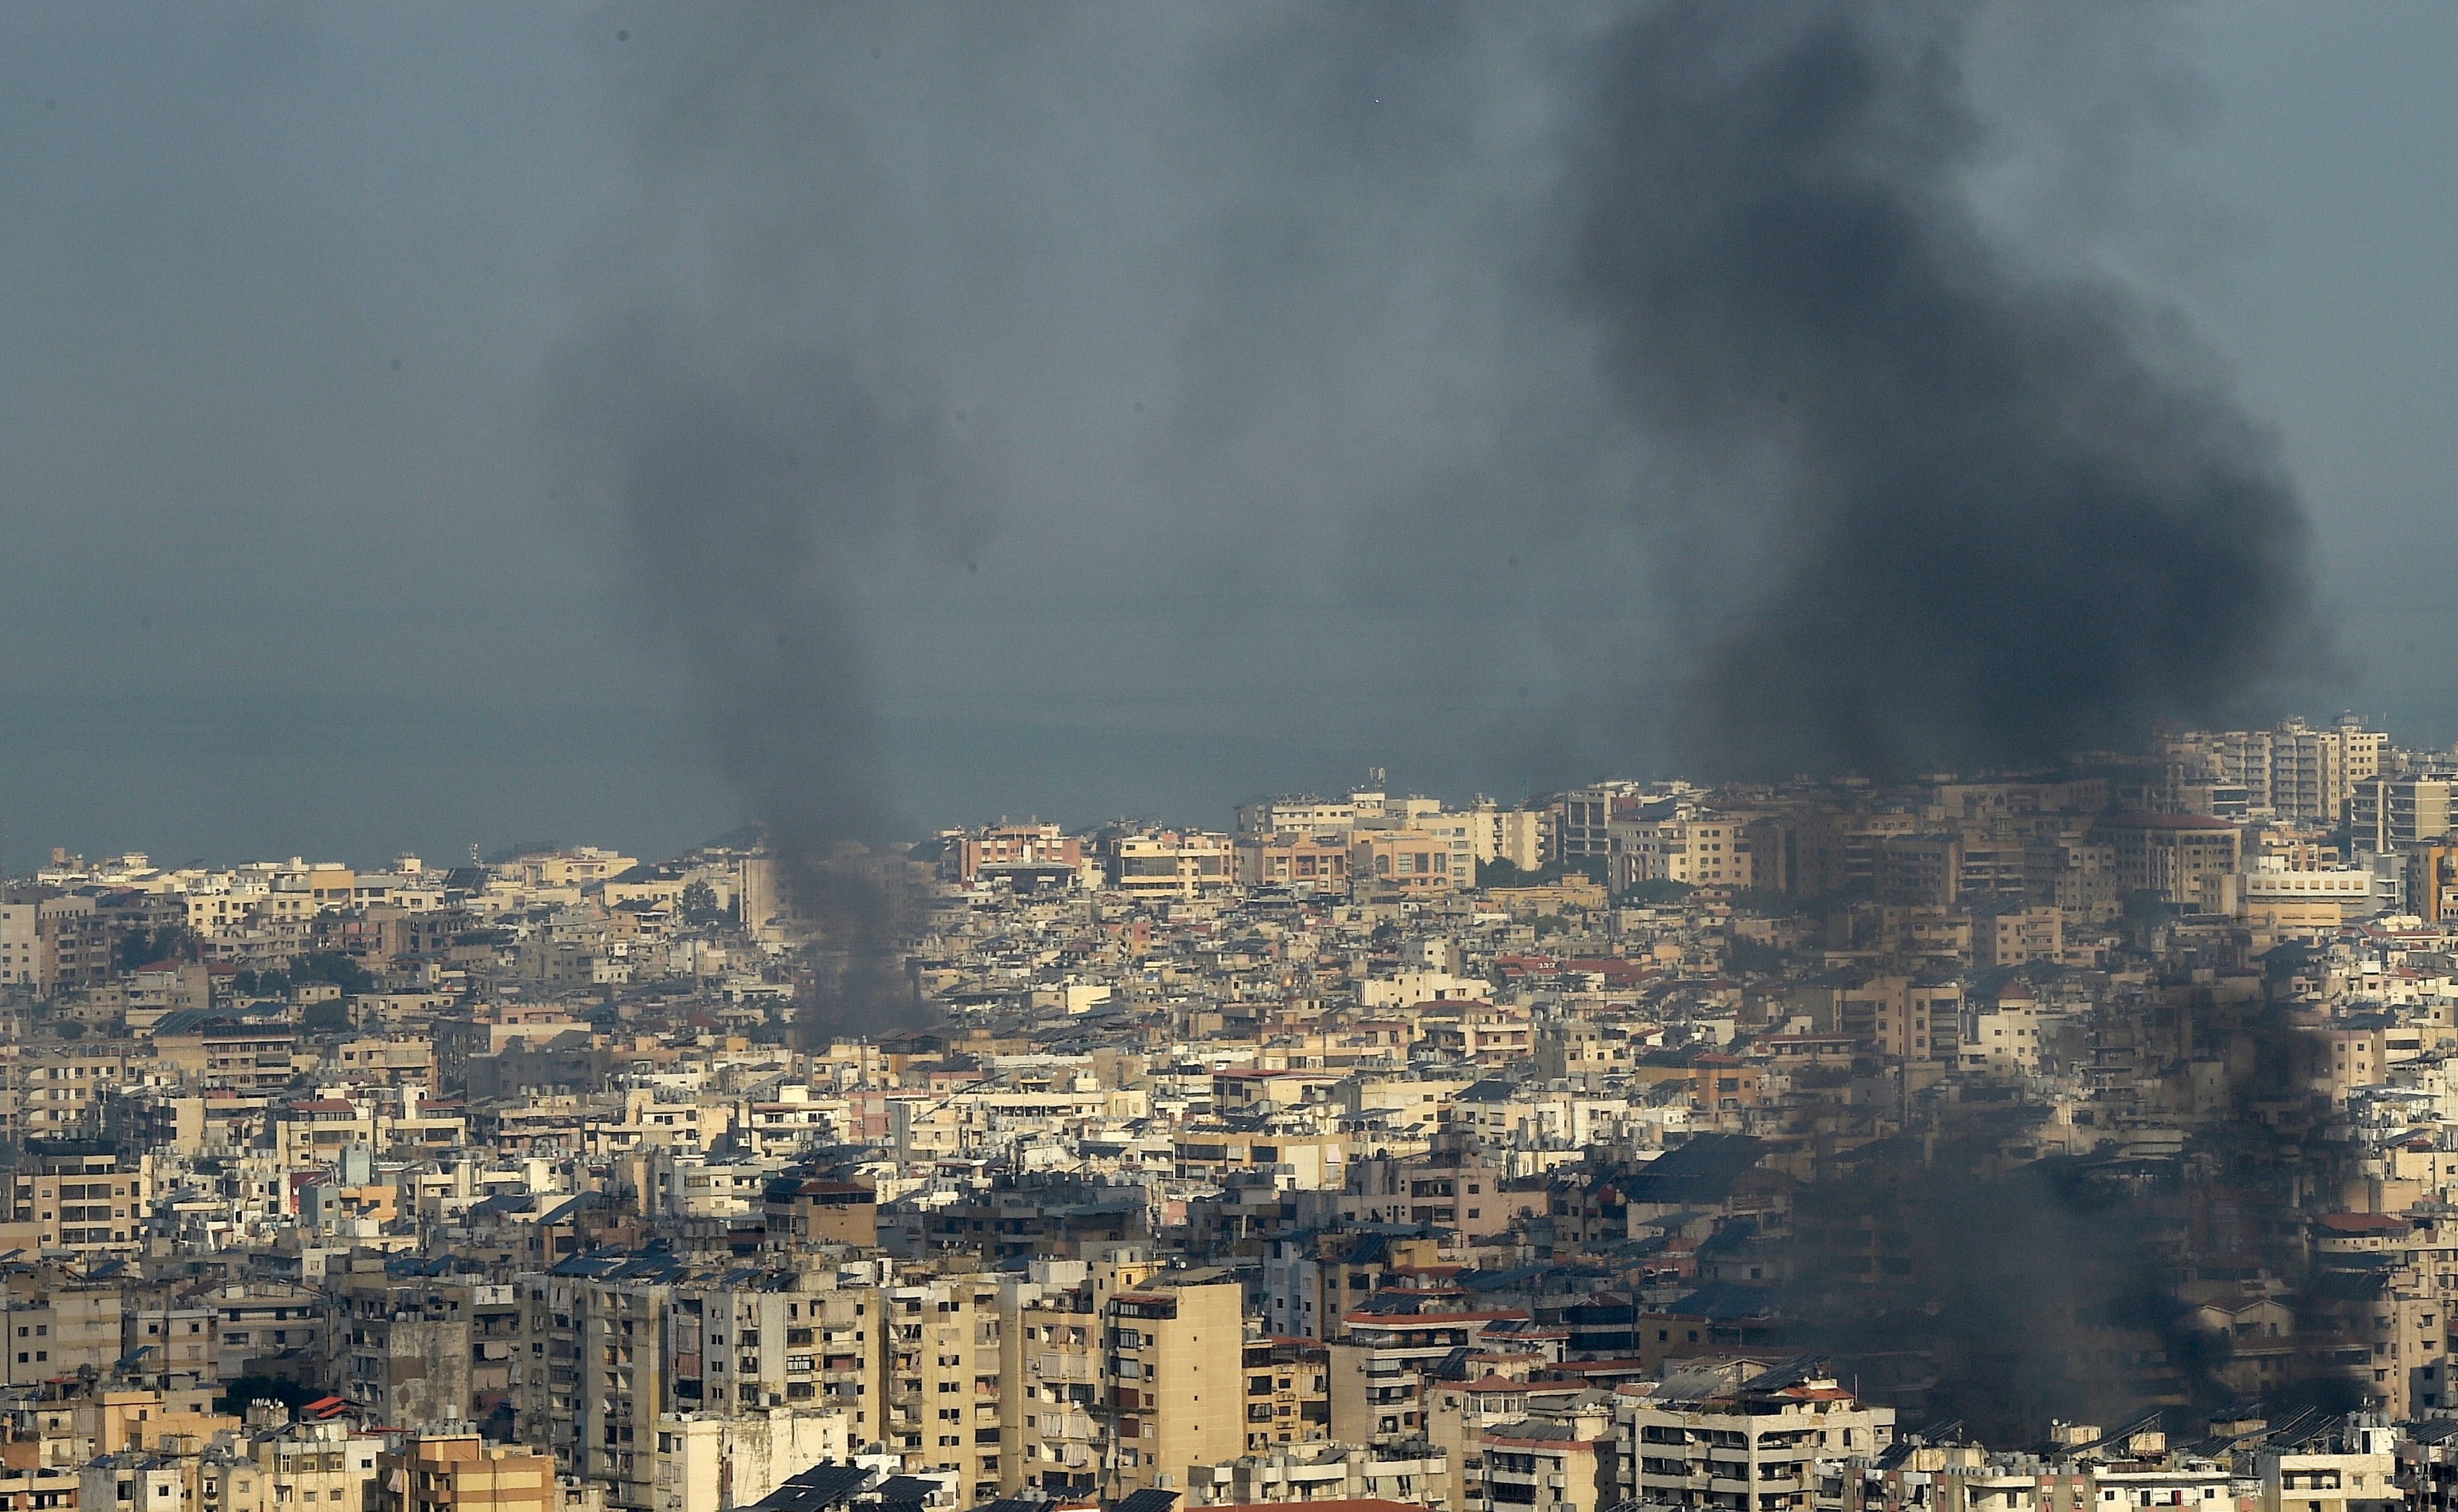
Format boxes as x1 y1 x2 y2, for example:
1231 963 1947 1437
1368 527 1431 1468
545 13 998 1030
1561 2 2316 777
543 5 2320 990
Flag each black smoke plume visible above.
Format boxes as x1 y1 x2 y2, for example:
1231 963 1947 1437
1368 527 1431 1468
545 17 996 1037
1562 2 2316 777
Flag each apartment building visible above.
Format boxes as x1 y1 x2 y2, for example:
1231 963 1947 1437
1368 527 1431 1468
1239 1335 1331 1455
1330 1311 1528 1450
1620 1366 1894 1512
646 1408 850 1512
1463 803 1548 873
1971 905 2061 969
1351 832 1468 894
945 826 1084 888
1101 1266 1245 1501
1234 834 1352 891
258 1416 385 1512
6 1142 152 1258
1002 1262 1103 1500
2098 814 2241 909
1483 1407 1614 1512
332 1268 479 1431
1108 834 1236 899
1612 815 1753 891
371 1434 557 1512
882 1275 1004 1502
2353 775 2457 852
5 1288 124 1387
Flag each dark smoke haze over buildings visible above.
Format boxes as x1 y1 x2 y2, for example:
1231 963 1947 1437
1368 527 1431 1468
547 2 2316 876
529 3 2343 1420
0 3 2447 866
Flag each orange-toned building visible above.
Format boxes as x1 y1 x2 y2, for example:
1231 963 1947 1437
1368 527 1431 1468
372 1435 555 1512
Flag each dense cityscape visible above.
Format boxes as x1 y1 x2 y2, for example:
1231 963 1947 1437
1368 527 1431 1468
5 715 2458 1512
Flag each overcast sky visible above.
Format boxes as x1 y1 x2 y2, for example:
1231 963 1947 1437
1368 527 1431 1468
1 3 2451 869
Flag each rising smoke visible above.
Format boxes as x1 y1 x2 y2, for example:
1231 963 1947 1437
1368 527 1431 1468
546 5 2319 1028
1560 2 2317 778
544 13 1000 1035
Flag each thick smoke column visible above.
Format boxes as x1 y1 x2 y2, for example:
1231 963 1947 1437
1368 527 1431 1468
1564 1 2316 777
545 15 996 1034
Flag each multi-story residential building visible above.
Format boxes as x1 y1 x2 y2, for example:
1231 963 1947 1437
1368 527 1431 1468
5 1287 125 1387
257 1415 385 1512
1238 1335 1330 1456
213 1285 328 1384
1233 834 1351 892
1462 801 1548 873
1330 1311 1528 1450
0 890 39 991
881 1275 1004 1502
1101 1267 1244 1502
1612 814 1754 891
516 1264 680 1511
1107 833 1236 899
1482 1407 1614 1512
333 1268 478 1431
943 826 1085 888
1555 788 1626 866
2097 814 2241 909
1620 1365 1894 1512
371 1434 558 1512
2353 775 2457 852
646 1408 850 1512
1002 1261 1103 1501
1971 904 2062 969
1235 796 1362 836
1349 831 1468 894
6 1142 152 1258
121 1295 215 1396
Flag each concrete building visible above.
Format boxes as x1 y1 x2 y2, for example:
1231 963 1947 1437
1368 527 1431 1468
1102 1268 1245 1501
2097 814 2241 908
372 1435 557 1512
1620 1366 1894 1512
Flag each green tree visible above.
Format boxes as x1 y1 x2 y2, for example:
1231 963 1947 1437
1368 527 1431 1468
1729 936 1788 975
290 952 373 994
680 878 724 926
300 1000 352 1034
1620 878 1695 904
215 1374 318 1415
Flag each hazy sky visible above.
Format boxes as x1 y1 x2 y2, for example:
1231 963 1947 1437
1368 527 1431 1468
1 3 2451 869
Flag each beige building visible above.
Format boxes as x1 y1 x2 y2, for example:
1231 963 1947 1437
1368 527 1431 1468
1002 1260 1103 1499
1102 1267 1246 1501
5 1287 126 1386
1971 905 2061 969
1109 833 1236 898
648 1407 849 1512
1960 995 2041 1078
1620 1367 1894 1512
2216 864 2381 929
1483 1408 1614 1512
2098 814 2241 907
6 1143 152 1259
372 1434 557 1512
1464 802 1548 874
2353 775 2456 851
882 1274 1005 1502
257 1415 384 1512
2259 1438 2398 1512
1234 834 1352 891
1610 815 1753 891
1350 831 1468 894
